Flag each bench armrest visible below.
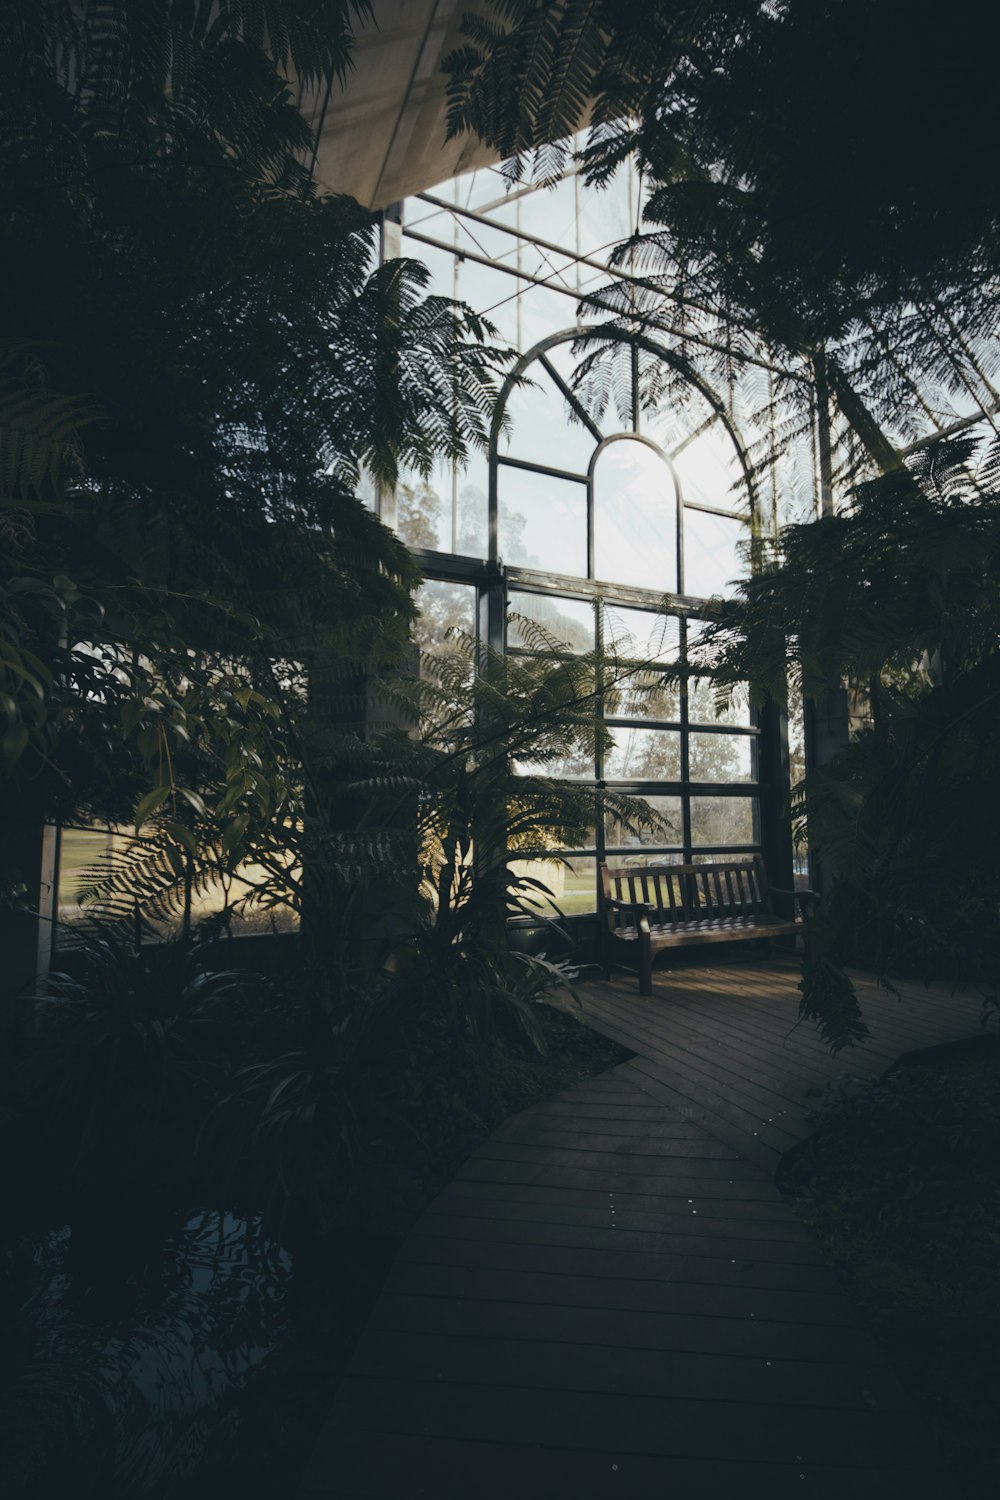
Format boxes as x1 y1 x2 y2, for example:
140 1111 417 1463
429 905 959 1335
603 896 653 933
770 885 818 917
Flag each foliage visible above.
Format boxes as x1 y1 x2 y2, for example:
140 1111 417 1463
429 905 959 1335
780 1043 1000 1491
26 927 262 1192
446 2 1000 503
689 437 1000 1048
0 0 512 919
447 1 999 346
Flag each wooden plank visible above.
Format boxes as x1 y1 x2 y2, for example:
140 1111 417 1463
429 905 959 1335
447 1171 784 1207
514 1103 706 1130
421 1195 808 1241
329 1376 935 1469
577 994 817 1129
384 1262 857 1325
419 1201 813 1246
611 1061 785 1172
300 1429 962 1500
349 1329 909 1411
491 1124 755 1156
478 1130 745 1161
369 1293 880 1361
396 1232 848 1294
578 997 842 1109
436 1183 801 1225
408 1214 829 1265
587 1046 805 1155
298 956 977 1499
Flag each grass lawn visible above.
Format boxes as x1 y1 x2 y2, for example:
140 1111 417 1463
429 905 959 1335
778 1037 1000 1495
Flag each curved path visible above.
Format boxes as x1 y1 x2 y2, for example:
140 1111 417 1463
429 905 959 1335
299 957 985 1499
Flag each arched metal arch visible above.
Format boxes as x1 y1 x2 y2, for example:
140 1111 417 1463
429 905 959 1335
488 327 758 574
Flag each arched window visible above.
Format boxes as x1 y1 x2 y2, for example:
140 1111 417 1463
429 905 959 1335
593 436 677 594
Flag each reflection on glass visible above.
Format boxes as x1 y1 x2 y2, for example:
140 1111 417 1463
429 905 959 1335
498 465 587 575
508 855 596 915
594 439 677 592
605 667 680 723
605 794 682 848
690 796 757 846
682 509 749 599
673 420 748 512
604 727 681 780
687 677 752 727
501 369 593 474
689 733 754 783
604 606 679 662
508 591 594 652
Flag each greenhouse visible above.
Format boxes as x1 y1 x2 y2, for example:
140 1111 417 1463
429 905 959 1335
2 3 999 1497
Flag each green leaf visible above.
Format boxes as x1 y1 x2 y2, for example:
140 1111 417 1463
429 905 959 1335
176 787 208 819
134 785 170 831
222 813 251 857
163 820 198 856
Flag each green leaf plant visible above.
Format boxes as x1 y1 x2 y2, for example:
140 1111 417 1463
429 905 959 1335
689 436 1000 1050
0 1 514 920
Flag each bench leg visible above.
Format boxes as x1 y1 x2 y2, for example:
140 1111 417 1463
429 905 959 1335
639 937 653 996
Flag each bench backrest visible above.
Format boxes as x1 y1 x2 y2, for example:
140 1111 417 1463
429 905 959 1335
600 857 769 932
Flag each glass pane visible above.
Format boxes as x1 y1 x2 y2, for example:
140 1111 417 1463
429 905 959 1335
519 174 580 254
604 850 684 874
395 456 488 557
604 607 679 662
400 233 455 299
605 667 680 723
508 591 595 652
638 354 716 452
396 475 445 550
58 825 116 923
498 465 587 575
456 256 519 347
508 855 596 916
500 368 594 474
690 796 757 846
414 580 477 658
687 677 752 727
688 733 755 783
673 420 748 512
604 727 681 781
513 744 595 780
594 438 677 592
517 279 577 351
682 509 749 600
605 794 682 849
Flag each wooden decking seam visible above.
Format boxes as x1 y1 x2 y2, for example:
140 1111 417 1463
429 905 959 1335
298 958 978 1499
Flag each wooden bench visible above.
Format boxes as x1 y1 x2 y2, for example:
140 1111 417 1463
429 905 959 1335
599 857 809 995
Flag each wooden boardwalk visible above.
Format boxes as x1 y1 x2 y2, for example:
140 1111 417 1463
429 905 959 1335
299 956 985 1499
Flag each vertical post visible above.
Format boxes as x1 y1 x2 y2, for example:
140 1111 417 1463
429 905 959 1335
756 698 795 922
377 202 403 533
812 350 835 519
804 350 851 895
0 818 56 1011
